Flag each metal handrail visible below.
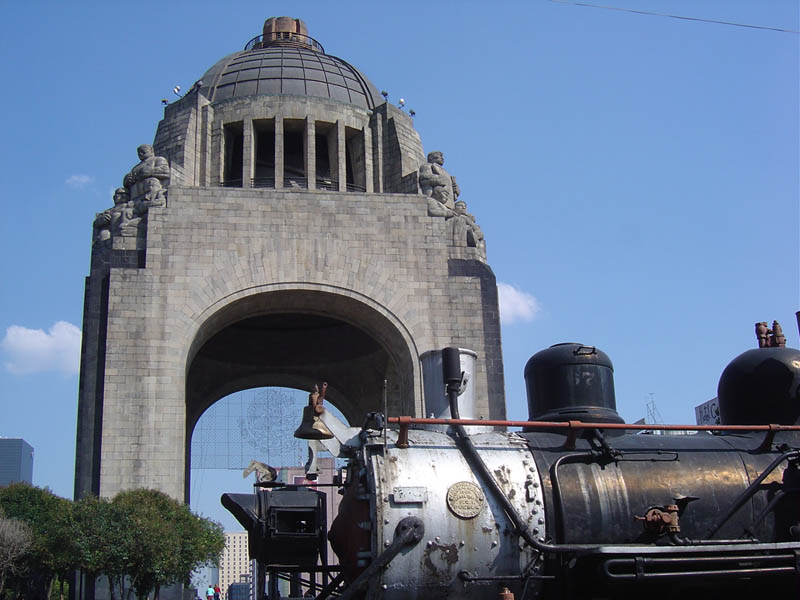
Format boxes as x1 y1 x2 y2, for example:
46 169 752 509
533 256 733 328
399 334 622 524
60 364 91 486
251 177 275 189
316 178 338 191
387 416 800 433
221 179 243 188
387 416 800 449
244 32 325 53
345 182 366 192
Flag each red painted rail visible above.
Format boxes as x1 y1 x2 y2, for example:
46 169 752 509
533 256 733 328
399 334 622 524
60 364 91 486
386 416 800 449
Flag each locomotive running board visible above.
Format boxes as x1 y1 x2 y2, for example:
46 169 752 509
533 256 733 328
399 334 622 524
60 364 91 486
601 549 800 582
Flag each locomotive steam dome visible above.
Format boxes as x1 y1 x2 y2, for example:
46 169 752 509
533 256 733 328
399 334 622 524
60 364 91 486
524 343 624 424
717 346 800 425
196 17 381 108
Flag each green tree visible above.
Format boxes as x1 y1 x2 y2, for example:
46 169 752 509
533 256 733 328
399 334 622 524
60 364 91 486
111 490 224 600
73 496 133 600
0 483 76 600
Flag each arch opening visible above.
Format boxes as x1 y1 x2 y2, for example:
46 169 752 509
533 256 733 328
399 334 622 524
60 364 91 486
188 386 348 530
184 288 420 503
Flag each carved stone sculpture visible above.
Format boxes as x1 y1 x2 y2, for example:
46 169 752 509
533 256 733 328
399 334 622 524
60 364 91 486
451 200 486 259
92 148 170 245
117 199 141 238
92 187 130 245
419 151 459 211
123 144 170 200
133 177 167 216
242 459 277 483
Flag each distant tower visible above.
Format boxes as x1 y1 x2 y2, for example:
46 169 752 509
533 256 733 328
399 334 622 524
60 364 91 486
75 16 505 502
645 393 663 426
0 438 34 486
219 532 253 599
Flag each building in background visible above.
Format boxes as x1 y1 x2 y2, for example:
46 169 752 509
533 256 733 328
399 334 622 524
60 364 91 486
226 581 251 600
0 438 34 486
219 532 253 600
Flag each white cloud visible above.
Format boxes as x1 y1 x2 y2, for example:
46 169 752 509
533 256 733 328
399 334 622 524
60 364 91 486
497 283 541 325
1 321 81 375
65 174 94 189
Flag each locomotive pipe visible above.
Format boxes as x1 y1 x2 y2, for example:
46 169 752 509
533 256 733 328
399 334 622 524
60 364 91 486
441 348 610 554
336 516 425 600
389 416 800 433
442 349 543 550
457 572 555 582
749 490 787 532
706 449 800 539
434 397 784 557
602 554 799 581
550 450 602 543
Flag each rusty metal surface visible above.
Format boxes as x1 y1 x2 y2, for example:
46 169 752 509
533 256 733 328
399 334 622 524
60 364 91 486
337 516 425 600
365 429 544 599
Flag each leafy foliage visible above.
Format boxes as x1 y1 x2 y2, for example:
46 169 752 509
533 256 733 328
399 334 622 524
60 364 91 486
0 483 76 599
0 485 224 600
111 490 225 599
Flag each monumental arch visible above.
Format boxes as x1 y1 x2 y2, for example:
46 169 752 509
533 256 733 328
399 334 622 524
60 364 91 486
75 17 505 502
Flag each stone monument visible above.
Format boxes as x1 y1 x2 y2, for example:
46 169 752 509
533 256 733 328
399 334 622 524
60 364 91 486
75 17 505 505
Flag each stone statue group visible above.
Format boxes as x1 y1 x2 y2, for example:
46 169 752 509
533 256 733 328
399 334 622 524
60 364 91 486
92 145 485 259
419 151 485 258
93 144 170 245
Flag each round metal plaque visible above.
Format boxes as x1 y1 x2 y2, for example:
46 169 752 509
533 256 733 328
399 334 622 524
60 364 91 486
446 481 484 519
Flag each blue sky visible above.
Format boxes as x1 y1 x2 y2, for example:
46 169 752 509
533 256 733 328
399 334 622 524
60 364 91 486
0 1 797 529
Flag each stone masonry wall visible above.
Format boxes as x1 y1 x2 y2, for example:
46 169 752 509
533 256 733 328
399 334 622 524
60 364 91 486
83 187 503 501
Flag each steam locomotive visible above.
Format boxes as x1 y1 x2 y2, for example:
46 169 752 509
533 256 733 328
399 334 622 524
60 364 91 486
222 342 800 599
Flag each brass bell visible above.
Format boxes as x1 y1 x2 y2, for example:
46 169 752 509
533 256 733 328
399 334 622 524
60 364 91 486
293 405 334 440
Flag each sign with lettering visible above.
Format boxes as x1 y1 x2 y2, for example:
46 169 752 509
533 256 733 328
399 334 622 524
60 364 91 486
446 481 484 519
695 397 720 426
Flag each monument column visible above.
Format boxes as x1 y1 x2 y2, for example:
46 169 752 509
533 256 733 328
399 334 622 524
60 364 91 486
306 118 316 190
336 120 346 191
364 126 373 193
243 119 253 187
373 113 383 193
212 121 224 186
274 116 284 188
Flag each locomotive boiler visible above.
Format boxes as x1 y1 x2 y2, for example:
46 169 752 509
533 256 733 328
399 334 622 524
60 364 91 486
223 343 800 599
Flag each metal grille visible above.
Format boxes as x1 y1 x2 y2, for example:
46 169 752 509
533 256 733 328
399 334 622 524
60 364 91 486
191 388 314 470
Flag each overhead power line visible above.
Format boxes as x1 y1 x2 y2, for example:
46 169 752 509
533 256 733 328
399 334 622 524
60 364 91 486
549 0 800 34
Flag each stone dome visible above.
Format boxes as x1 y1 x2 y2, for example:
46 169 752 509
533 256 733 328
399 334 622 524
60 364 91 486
197 18 381 110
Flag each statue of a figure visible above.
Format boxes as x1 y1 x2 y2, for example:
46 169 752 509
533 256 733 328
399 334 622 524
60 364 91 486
92 187 130 245
123 144 170 192
242 459 277 483
452 200 486 258
133 177 167 216
419 151 460 211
